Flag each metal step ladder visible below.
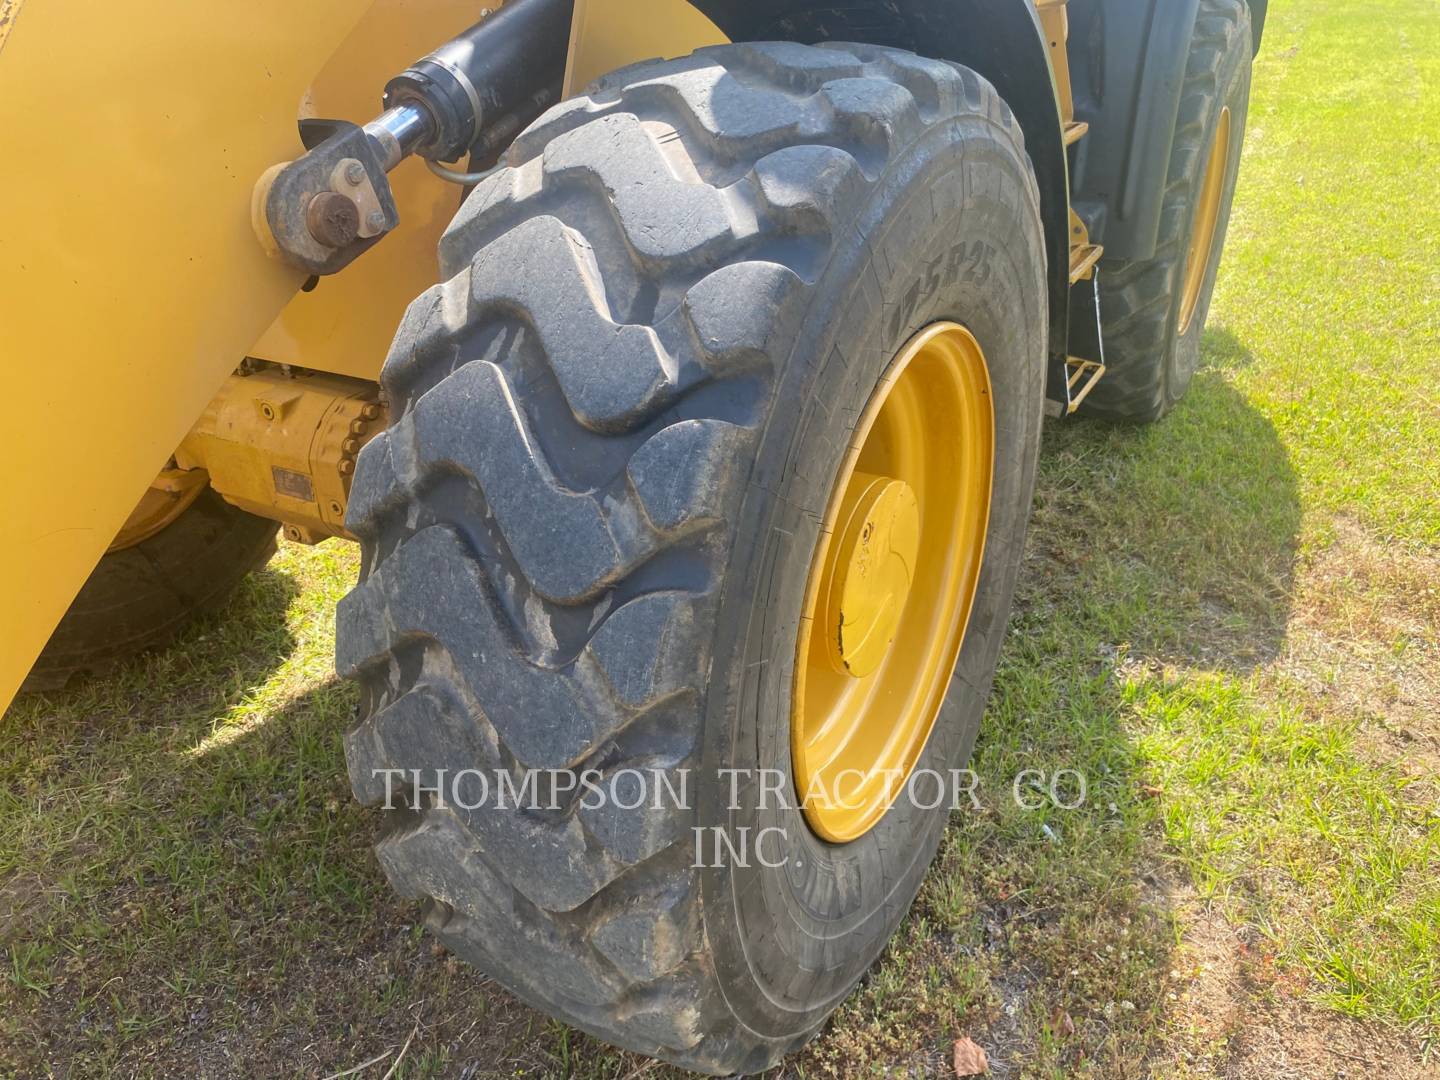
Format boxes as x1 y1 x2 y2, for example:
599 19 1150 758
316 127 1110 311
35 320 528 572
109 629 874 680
1036 0 1107 412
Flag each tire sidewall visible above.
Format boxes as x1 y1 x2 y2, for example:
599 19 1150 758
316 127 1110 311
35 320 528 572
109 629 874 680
24 487 278 690
698 114 1047 1042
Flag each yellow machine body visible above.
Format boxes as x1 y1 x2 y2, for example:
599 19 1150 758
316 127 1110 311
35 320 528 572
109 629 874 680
249 0 491 381
0 0 734 710
175 368 386 546
1 0 360 704
0 0 1085 712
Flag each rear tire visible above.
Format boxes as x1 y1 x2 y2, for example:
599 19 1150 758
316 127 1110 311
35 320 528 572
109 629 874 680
1081 0 1252 421
22 487 278 692
338 41 1046 1074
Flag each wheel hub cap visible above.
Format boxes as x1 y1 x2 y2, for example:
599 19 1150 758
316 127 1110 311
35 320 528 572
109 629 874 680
823 474 921 679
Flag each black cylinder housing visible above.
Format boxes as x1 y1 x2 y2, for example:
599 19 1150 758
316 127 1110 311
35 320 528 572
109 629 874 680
383 0 575 163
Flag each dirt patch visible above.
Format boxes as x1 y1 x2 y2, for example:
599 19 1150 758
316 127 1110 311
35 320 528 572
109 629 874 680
0 872 44 940
1148 889 1436 1079
1274 517 1440 774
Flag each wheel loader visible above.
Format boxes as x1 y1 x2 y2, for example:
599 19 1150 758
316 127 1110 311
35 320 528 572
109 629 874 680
0 0 1265 1070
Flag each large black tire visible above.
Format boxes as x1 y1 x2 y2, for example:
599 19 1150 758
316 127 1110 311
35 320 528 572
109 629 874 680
1081 0 1252 421
22 487 278 692
338 42 1046 1074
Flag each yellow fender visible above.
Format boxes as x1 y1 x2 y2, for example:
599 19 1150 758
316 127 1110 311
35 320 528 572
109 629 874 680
0 0 378 705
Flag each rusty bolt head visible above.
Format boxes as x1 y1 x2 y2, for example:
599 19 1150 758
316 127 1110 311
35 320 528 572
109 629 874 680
338 459 355 476
306 191 360 248
343 437 361 455
361 403 381 420
349 418 369 436
344 160 366 186
366 209 387 233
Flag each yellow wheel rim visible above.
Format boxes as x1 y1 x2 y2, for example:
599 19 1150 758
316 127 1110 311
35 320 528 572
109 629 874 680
1178 106 1232 336
792 322 994 843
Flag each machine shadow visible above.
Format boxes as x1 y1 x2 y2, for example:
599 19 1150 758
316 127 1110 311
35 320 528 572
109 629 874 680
7 563 301 738
2 561 496 1076
1034 325 1301 673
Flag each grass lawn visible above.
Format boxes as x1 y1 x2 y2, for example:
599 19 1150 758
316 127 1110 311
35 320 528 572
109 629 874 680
3 0 1437 1076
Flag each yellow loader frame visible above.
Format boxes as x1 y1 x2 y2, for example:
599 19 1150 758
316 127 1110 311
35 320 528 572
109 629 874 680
0 0 731 708
2 0 1121 710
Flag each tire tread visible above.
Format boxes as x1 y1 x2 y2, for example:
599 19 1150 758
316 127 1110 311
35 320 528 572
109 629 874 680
338 41 1030 1072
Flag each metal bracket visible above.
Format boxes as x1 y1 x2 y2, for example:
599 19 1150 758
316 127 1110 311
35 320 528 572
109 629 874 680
1066 265 1108 413
1063 357 1106 413
1047 266 1109 417
252 121 401 276
1068 207 1104 283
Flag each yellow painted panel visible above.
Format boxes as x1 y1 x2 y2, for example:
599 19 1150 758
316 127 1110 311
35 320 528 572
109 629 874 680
257 0 730 383
0 0 23 55
251 0 487 381
0 0 368 711
564 0 729 96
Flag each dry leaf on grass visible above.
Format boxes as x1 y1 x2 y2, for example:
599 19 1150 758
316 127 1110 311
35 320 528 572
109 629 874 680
1049 1005 1076 1038
952 1036 988 1076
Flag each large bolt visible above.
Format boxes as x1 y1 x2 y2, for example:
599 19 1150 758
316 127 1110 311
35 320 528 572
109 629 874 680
306 191 360 248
